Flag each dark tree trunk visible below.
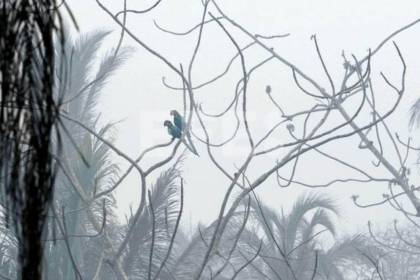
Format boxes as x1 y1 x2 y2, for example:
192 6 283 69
0 1 64 279
21 206 44 279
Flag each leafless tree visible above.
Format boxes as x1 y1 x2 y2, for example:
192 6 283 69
86 0 420 278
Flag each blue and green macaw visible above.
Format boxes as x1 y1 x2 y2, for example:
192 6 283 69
170 110 186 132
170 110 199 155
163 120 182 139
164 111 199 156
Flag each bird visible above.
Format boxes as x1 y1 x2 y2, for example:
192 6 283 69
170 109 186 131
170 110 199 155
163 120 198 156
163 120 182 139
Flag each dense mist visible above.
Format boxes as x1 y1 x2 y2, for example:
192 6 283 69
1 1 420 279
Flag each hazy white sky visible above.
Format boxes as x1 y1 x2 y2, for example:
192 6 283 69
66 0 420 236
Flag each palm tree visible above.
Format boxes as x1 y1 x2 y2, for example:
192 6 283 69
41 29 130 279
166 193 376 280
0 27 192 279
115 162 185 279
0 2 65 278
244 194 375 279
0 28 129 279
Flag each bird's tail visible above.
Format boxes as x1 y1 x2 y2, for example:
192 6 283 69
182 132 199 156
187 135 199 156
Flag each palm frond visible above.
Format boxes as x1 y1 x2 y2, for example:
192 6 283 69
284 193 337 252
81 47 132 123
122 164 182 278
0 209 18 279
43 29 130 279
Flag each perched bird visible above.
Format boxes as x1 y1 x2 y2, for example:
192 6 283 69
163 120 182 139
163 120 198 156
170 110 186 131
170 110 199 155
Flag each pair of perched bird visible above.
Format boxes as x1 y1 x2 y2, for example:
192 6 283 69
164 110 199 155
